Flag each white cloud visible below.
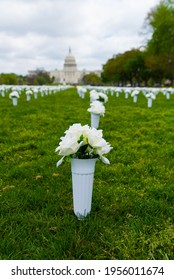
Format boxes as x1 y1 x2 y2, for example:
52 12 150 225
0 0 160 74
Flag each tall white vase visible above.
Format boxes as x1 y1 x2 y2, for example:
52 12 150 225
166 92 170 99
12 97 18 106
26 95 31 101
80 92 85 99
34 92 38 99
70 158 97 220
91 113 100 129
148 98 153 108
133 95 137 103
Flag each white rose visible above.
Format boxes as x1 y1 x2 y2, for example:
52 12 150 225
87 101 105 116
98 92 108 103
96 142 113 156
131 90 139 97
90 90 99 102
65 124 89 139
86 128 103 146
146 92 155 99
56 135 83 156
9 91 20 99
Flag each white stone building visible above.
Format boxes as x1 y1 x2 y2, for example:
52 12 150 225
49 48 101 84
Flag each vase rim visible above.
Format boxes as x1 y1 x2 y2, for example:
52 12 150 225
70 158 98 161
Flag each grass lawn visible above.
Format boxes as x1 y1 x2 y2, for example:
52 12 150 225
0 87 174 260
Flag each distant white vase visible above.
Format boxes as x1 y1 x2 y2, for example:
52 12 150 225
80 92 85 99
12 97 18 106
166 92 170 99
148 98 153 108
116 92 119 97
125 92 129 99
133 95 138 103
91 113 100 129
26 95 31 101
70 158 97 220
34 92 38 99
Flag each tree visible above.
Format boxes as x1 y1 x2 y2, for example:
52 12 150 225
0 73 25 85
26 69 53 85
145 0 174 83
102 54 126 85
102 49 147 86
146 1 174 55
82 73 103 86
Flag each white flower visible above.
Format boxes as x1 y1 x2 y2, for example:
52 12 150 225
87 101 105 116
26 90 33 95
131 90 139 97
55 135 83 156
124 89 131 93
146 92 156 99
55 123 113 166
97 92 108 103
9 91 20 99
89 90 108 103
90 90 99 102
77 86 87 94
65 123 90 140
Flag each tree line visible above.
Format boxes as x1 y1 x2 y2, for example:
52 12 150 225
0 69 53 86
101 0 174 87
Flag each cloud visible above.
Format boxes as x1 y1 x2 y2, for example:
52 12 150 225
0 0 160 74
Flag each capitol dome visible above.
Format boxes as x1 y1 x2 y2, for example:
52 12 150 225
64 48 77 71
49 47 101 84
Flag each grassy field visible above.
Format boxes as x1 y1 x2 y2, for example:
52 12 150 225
0 87 173 260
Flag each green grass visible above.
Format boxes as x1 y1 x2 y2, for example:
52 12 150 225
0 88 174 260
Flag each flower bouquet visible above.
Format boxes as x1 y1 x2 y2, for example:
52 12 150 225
77 86 87 99
146 92 156 108
26 89 33 101
124 89 131 99
131 89 139 103
90 90 108 103
9 91 20 106
87 101 105 129
55 123 112 219
97 92 108 103
33 88 39 99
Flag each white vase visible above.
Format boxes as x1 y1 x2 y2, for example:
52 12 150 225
26 95 31 101
70 158 97 220
116 92 119 97
81 92 85 99
91 113 100 129
12 97 18 106
133 95 137 103
148 98 152 108
125 92 129 99
166 92 170 99
34 92 38 99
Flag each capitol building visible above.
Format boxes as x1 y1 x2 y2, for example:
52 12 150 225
49 48 101 84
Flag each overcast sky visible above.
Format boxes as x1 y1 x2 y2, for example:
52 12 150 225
0 0 160 75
